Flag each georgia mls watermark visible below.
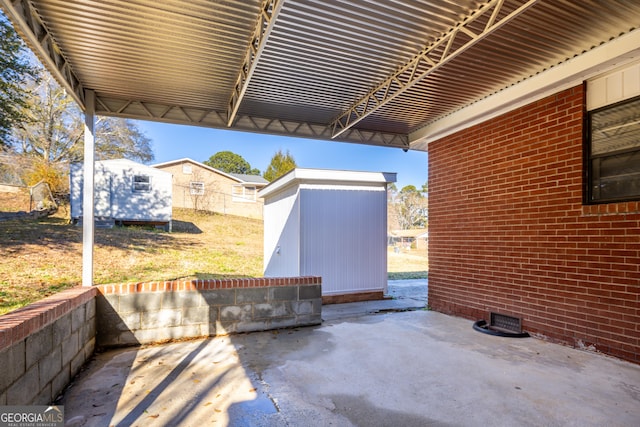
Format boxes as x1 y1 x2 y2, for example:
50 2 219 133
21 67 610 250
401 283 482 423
0 406 64 427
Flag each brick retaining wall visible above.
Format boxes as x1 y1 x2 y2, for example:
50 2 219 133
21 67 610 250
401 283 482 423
0 287 97 405
95 277 322 347
0 277 321 404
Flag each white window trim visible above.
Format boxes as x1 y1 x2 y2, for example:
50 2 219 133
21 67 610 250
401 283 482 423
232 184 257 202
190 181 205 195
133 175 151 192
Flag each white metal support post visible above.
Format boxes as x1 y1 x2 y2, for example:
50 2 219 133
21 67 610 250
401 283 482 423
82 89 96 286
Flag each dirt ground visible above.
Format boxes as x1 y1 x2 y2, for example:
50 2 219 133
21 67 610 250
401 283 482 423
0 189 30 212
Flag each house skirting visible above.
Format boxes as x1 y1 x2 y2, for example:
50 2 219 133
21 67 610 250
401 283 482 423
322 291 385 305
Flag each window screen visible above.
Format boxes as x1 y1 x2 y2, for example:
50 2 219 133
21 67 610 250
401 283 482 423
588 96 640 203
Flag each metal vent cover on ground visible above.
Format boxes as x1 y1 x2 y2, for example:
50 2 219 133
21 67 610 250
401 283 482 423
473 312 530 338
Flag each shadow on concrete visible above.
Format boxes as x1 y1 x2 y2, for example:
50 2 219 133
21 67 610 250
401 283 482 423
60 281 640 426
117 340 212 426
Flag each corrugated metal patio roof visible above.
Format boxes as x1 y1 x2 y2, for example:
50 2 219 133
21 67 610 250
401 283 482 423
2 0 639 151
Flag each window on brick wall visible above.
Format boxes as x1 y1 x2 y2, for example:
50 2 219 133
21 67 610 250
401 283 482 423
587 95 640 203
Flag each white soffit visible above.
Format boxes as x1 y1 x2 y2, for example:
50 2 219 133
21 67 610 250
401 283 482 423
410 28 640 150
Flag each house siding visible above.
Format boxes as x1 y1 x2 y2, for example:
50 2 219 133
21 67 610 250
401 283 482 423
428 85 640 363
156 161 263 219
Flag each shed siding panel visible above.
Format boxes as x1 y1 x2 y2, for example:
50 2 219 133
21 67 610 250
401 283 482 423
299 189 387 295
428 84 640 363
263 186 300 277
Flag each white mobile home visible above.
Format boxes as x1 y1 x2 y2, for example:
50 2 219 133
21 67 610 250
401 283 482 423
70 159 172 229
259 168 396 302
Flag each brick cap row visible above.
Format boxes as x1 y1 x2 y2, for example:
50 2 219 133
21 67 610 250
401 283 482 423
96 276 322 295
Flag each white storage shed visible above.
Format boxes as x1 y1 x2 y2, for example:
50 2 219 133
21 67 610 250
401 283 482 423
259 168 396 302
70 159 172 229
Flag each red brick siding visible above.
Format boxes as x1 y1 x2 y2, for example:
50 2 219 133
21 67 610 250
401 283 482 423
428 85 640 363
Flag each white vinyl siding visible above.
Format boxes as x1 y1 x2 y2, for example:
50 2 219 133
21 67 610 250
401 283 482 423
300 188 387 295
261 169 394 297
587 61 640 111
262 185 300 277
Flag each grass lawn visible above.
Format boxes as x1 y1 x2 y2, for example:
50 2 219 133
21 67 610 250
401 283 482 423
387 247 429 280
0 208 263 314
0 207 427 314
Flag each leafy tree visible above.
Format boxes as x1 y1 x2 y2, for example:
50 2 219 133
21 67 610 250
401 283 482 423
0 13 38 147
204 151 260 175
263 149 297 182
10 72 153 164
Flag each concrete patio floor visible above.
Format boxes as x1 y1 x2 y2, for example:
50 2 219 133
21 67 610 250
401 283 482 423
60 280 640 426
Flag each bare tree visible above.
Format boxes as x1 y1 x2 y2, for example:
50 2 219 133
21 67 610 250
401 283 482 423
390 185 428 230
10 72 153 164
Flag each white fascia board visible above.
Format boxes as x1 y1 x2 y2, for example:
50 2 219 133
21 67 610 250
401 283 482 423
258 168 397 199
151 158 194 168
410 28 640 151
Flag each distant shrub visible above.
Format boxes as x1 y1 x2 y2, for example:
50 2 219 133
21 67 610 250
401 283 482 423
22 159 68 197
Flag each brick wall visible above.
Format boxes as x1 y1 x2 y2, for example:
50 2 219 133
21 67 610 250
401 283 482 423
0 287 97 404
428 85 640 363
96 277 322 347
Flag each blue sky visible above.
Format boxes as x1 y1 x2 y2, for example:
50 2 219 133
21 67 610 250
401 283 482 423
137 121 428 190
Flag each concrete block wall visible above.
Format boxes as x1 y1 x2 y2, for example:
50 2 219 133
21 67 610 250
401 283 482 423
428 84 640 363
0 287 97 405
96 277 322 347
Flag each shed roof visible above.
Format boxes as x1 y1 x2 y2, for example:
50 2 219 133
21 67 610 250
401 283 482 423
258 168 396 199
229 173 269 185
2 1 639 151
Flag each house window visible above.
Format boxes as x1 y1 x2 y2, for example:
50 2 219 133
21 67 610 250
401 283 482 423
232 185 256 202
190 181 204 195
587 96 640 203
133 175 151 192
